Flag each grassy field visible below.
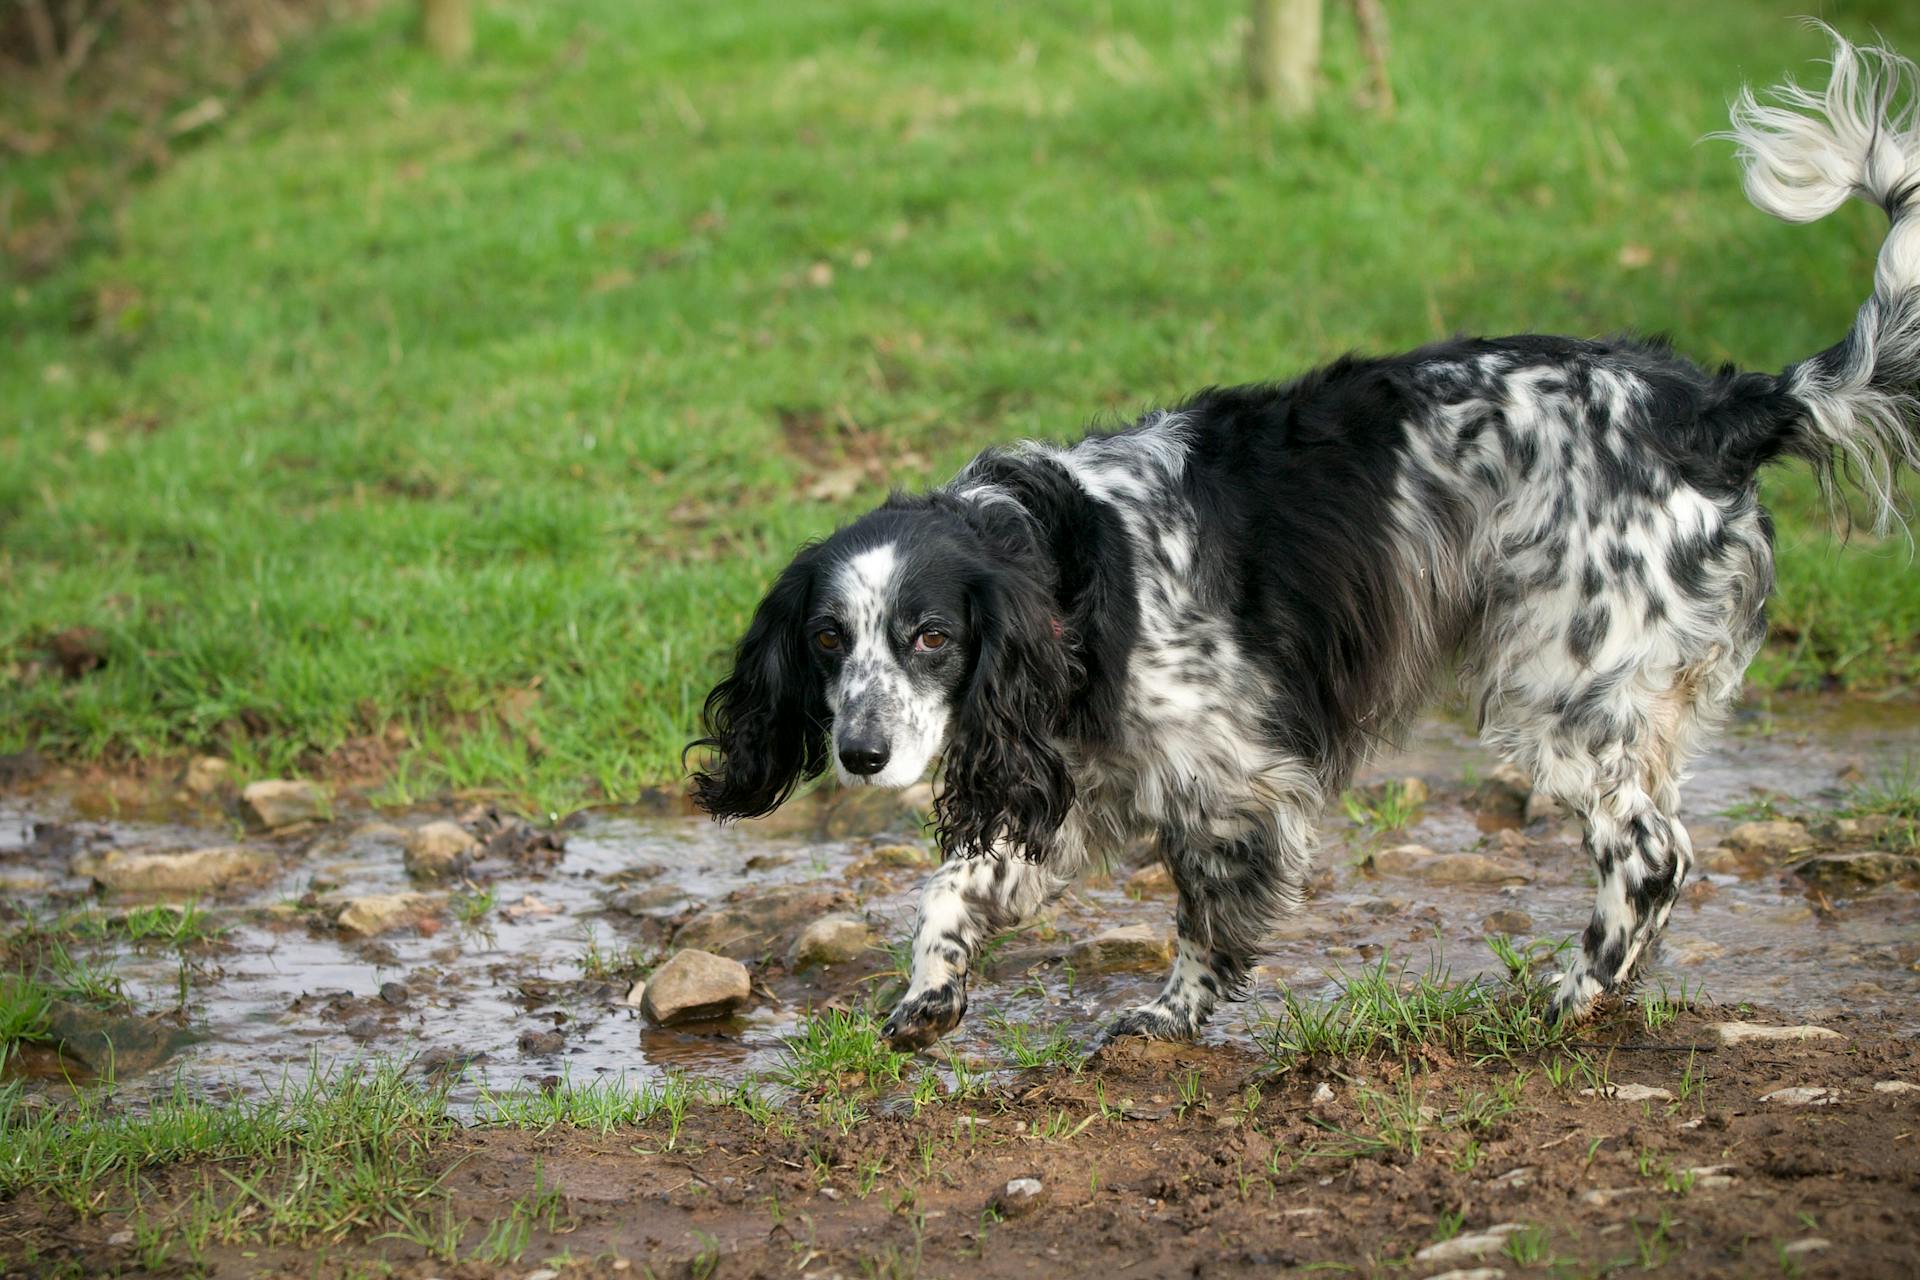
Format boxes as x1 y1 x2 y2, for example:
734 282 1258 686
5 0 1920 811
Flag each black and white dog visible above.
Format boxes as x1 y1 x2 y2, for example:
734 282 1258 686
690 35 1920 1051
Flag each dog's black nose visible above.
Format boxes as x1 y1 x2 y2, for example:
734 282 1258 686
839 742 890 776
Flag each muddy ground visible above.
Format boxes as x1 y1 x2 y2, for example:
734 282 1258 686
3 696 1920 1277
8 1017 1920 1278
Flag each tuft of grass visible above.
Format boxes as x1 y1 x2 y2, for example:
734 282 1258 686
3 2 1919 806
0 975 55 1068
1341 781 1423 835
475 1071 693 1137
1843 758 1920 821
984 1012 1080 1070
1250 947 1569 1071
777 1009 912 1096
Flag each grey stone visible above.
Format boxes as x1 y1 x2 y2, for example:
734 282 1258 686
240 779 328 830
639 949 751 1025
88 846 276 893
788 915 875 969
378 981 410 1006
1759 1086 1839 1106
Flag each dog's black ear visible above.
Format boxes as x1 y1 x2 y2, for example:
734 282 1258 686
688 552 829 820
935 565 1076 860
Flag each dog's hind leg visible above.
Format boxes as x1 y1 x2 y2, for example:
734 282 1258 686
1522 665 1729 1024
1547 774 1694 1022
882 853 1070 1050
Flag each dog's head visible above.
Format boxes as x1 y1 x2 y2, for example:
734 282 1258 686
688 493 1075 857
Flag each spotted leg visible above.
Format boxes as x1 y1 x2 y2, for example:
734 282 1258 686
1548 781 1693 1022
882 853 1070 1051
1097 820 1309 1044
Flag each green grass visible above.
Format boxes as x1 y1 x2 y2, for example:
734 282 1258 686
0 1063 455 1235
776 1007 912 1094
1249 945 1571 1069
5 0 1920 809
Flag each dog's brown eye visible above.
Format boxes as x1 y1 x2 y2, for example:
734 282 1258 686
815 628 842 652
915 629 948 652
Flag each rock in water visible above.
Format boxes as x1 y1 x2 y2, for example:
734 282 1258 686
1070 924 1175 972
639 950 751 1025
1481 908 1534 935
241 779 328 830
1125 863 1175 897
88 846 276 893
1794 850 1920 891
672 885 849 958
46 1003 201 1077
336 893 443 937
404 821 477 878
788 916 875 969
1370 845 1532 884
1723 820 1810 856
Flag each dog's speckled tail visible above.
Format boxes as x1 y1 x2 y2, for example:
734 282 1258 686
1723 26 1920 531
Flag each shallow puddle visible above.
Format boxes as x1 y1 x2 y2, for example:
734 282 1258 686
3 695 1917 1104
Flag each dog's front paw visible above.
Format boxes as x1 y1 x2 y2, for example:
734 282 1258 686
883 982 966 1051
1545 969 1602 1027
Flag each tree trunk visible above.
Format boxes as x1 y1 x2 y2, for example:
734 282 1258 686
1247 0 1321 117
420 0 472 62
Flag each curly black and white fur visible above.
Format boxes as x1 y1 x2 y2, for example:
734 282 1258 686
691 34 1920 1051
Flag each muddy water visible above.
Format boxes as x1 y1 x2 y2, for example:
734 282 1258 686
3 696 1917 1103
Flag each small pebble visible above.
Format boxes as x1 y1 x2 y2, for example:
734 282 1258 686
378 981 410 1006
518 1028 565 1056
993 1176 1049 1218
1578 1083 1672 1102
1760 1086 1838 1106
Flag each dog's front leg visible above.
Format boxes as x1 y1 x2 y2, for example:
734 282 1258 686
882 854 1068 1050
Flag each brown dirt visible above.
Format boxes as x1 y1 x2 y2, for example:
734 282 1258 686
6 1009 1917 1279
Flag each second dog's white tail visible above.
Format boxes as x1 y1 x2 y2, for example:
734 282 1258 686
1723 28 1920 529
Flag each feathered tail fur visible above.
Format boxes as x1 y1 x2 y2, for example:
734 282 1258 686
1724 28 1920 529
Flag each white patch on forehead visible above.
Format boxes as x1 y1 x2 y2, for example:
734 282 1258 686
823 540 949 790
837 544 899 602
